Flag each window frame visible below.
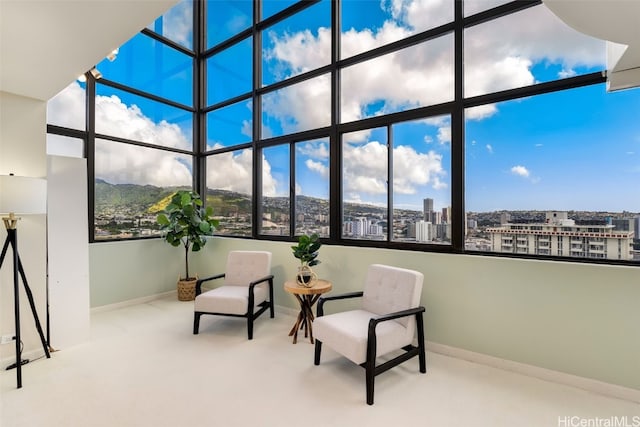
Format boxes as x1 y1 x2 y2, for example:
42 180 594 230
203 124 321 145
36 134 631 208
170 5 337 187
46 0 640 267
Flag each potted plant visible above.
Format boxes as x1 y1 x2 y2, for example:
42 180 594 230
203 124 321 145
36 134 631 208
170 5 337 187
291 233 322 287
157 190 219 301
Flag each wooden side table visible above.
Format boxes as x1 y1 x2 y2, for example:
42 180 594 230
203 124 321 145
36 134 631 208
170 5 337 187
284 279 332 344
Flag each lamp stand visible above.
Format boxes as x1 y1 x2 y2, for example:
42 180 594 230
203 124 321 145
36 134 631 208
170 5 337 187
0 222 51 389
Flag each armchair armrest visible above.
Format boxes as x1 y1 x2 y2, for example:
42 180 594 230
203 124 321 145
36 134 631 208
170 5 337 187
368 306 426 343
247 274 275 291
317 291 364 317
195 273 225 295
370 306 425 325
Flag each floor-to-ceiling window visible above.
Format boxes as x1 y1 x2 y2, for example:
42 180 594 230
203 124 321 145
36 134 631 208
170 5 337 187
47 0 640 264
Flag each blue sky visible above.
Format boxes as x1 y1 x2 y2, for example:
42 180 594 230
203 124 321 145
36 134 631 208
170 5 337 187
46 0 640 214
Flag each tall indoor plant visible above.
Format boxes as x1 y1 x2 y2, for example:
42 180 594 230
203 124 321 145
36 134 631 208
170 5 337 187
157 190 219 300
291 233 322 287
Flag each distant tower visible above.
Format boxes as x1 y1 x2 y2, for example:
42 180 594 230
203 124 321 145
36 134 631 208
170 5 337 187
423 198 434 222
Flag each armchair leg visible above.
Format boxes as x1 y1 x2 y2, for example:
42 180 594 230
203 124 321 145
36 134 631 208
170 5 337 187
247 317 254 340
416 311 426 373
314 340 322 365
365 365 375 405
193 313 201 335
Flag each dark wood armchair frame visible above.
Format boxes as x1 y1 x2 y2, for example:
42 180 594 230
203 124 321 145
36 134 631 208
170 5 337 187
314 291 426 405
193 273 275 340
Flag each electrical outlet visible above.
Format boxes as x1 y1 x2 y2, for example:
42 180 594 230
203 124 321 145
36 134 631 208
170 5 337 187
0 335 15 345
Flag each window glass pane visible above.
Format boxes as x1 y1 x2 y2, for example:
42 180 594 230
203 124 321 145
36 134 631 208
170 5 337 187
341 34 453 123
392 117 451 244
261 145 290 235
342 127 388 240
47 134 84 158
147 0 193 50
94 139 192 240
95 84 193 150
262 73 331 138
262 0 299 21
464 0 510 17
47 82 85 130
207 37 253 106
262 0 330 87
464 4 605 98
295 138 329 237
206 149 253 236
207 0 253 48
465 85 640 261
97 33 193 106
341 0 453 59
206 100 253 149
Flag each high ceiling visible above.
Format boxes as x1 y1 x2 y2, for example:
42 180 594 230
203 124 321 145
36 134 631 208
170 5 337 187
0 0 178 101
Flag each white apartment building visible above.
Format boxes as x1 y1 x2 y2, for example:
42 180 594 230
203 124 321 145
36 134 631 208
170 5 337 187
487 211 634 260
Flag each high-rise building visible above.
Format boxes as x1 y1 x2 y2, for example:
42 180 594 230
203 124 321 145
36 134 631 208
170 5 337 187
487 211 634 260
423 198 434 222
423 198 433 213
416 221 432 242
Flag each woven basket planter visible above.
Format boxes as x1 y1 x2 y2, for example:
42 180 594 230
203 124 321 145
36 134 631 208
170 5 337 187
177 277 198 301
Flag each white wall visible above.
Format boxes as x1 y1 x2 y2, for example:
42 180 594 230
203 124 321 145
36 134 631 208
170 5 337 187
0 91 48 363
89 236 640 392
47 156 90 350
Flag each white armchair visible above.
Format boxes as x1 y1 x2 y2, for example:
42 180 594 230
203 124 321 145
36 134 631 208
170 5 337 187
193 251 274 340
313 264 426 405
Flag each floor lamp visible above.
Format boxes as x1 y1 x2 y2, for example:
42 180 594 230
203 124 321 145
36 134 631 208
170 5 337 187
0 174 51 388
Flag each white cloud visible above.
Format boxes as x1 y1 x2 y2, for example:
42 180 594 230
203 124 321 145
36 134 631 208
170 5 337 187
342 140 446 200
297 141 329 159
511 165 530 178
305 159 329 179
157 1 192 49
95 94 190 151
464 5 604 97
486 144 493 154
263 2 603 135
383 0 453 32
207 147 254 195
47 82 277 194
437 126 451 144
47 82 86 129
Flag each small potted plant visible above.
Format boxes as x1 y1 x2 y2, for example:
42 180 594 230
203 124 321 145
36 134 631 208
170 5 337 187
157 190 219 301
291 233 322 287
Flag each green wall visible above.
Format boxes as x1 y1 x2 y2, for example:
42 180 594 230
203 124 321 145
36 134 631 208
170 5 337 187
89 236 640 391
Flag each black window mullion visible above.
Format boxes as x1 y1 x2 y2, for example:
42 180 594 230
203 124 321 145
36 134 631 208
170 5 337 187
329 0 341 243
387 125 393 242
252 0 262 238
86 73 97 243
194 0 206 196
451 0 465 252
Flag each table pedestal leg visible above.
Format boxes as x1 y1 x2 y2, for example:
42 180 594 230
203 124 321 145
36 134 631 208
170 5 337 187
288 294 320 344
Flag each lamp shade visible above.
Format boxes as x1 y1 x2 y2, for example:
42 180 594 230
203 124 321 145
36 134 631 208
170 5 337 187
0 175 47 215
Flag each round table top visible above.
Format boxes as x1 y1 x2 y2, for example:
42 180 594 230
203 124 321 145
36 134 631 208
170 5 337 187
284 279 332 295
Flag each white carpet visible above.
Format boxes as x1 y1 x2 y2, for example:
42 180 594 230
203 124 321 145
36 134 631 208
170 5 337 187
1 295 638 427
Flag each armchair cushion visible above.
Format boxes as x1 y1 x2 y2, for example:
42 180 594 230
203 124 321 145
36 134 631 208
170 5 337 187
224 251 272 286
361 264 423 328
194 286 268 315
314 309 413 365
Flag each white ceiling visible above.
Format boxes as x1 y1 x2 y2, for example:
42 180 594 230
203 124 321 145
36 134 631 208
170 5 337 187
543 0 640 91
0 0 178 101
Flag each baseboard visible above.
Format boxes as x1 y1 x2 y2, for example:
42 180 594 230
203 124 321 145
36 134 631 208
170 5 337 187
426 341 640 404
90 290 177 314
